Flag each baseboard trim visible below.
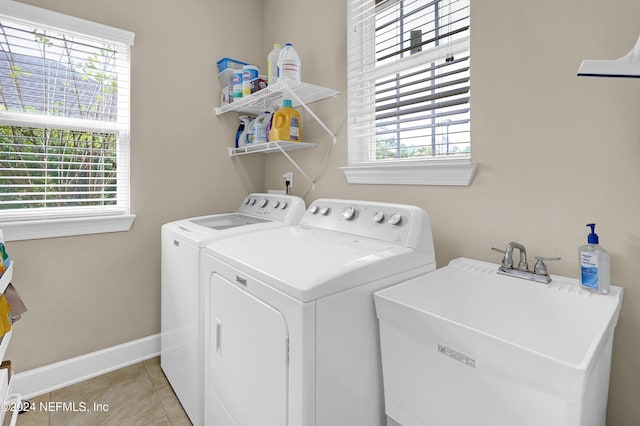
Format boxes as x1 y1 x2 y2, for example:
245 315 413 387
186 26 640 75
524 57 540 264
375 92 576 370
12 333 160 399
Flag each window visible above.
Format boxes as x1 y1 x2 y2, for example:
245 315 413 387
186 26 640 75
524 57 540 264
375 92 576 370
343 0 476 185
0 1 134 240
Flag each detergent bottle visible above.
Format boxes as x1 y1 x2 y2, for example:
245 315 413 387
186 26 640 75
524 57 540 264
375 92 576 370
253 111 272 145
269 100 301 142
243 118 256 145
277 43 301 82
236 116 252 148
267 44 282 85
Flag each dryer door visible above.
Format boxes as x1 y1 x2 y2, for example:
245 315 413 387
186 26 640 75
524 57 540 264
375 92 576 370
208 272 289 426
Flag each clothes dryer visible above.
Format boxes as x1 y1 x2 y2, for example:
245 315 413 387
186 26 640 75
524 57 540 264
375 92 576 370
161 193 305 425
200 199 436 426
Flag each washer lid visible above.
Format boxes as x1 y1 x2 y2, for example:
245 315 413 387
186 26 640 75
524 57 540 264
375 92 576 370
161 193 306 246
204 226 434 302
191 213 269 230
163 214 288 247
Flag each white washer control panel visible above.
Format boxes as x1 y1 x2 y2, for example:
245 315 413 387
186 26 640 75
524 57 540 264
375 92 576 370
237 194 305 222
301 199 434 251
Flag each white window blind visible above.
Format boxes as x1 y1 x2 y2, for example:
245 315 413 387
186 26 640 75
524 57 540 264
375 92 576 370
345 0 475 185
0 1 134 224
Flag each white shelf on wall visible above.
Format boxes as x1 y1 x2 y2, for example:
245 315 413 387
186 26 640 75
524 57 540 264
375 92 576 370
215 79 340 116
228 141 317 157
216 78 340 189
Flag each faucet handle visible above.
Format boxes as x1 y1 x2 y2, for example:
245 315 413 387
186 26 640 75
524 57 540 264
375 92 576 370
533 256 561 275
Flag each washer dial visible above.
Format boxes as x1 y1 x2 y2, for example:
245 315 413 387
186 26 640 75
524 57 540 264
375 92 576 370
342 206 357 220
388 213 402 226
372 211 385 223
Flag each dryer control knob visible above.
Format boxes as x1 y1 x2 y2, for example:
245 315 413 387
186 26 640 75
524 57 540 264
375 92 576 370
248 198 256 205
280 202 288 210
319 206 331 216
244 197 251 205
372 211 385 223
388 213 402 226
342 206 357 220
309 205 319 214
271 201 280 209
258 199 268 208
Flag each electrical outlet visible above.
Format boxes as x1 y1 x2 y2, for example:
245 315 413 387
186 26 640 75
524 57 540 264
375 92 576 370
283 171 293 189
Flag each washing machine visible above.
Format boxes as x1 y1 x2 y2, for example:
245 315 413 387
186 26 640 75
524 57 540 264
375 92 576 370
161 193 305 426
200 199 436 426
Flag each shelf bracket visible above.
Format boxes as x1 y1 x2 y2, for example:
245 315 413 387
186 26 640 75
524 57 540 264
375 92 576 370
281 85 336 145
274 143 316 190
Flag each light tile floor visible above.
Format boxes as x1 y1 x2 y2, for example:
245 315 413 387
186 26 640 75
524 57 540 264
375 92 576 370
6 357 191 426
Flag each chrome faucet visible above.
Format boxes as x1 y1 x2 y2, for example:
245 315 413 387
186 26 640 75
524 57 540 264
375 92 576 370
491 242 560 284
500 242 528 271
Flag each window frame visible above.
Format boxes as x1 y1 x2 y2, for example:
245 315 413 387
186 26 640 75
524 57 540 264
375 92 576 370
343 0 476 186
0 0 135 241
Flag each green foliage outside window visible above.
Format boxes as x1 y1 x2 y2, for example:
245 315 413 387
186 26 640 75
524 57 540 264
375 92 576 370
0 20 121 211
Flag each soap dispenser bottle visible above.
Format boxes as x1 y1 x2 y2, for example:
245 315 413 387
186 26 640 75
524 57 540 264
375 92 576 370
579 223 610 294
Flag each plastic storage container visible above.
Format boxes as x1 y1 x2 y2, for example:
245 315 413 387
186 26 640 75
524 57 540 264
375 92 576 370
217 57 248 73
269 100 301 142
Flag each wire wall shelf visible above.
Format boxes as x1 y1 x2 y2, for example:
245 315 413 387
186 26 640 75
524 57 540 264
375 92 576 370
215 79 340 116
228 141 317 157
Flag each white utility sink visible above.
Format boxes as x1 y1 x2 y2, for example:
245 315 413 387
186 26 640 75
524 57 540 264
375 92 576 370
374 257 623 426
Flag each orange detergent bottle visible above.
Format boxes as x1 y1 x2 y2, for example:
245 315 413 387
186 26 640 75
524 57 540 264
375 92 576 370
269 99 301 142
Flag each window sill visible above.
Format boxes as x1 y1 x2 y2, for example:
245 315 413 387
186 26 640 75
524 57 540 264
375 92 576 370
1 214 136 241
341 159 477 186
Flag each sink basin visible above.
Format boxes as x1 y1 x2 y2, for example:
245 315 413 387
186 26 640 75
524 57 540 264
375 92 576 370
374 257 623 426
